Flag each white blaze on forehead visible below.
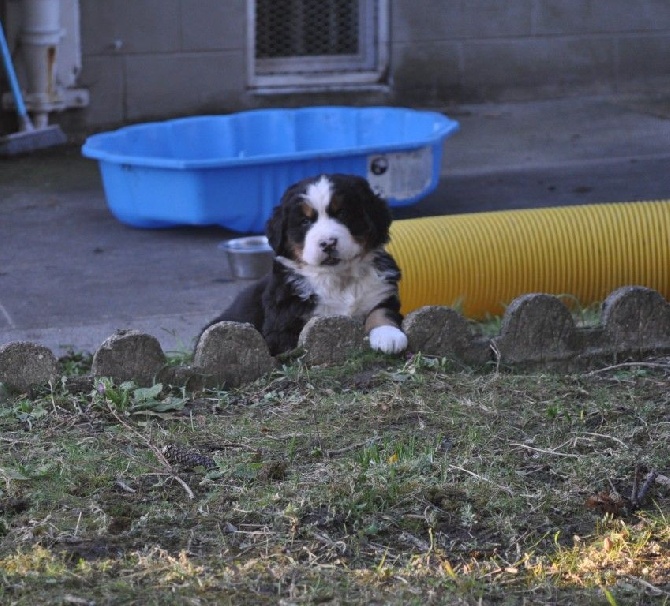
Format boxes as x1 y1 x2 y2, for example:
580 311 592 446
303 175 332 213
299 175 362 266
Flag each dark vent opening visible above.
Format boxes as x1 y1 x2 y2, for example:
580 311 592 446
255 0 359 59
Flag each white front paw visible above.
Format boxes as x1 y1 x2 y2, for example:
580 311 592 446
369 326 408 354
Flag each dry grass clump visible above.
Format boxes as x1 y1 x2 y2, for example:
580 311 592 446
1 352 669 604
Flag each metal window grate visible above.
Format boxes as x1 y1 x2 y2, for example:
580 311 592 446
249 0 388 91
255 0 359 59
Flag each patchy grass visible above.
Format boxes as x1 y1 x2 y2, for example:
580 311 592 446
1 353 669 604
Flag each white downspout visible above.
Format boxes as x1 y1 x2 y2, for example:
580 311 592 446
20 0 63 128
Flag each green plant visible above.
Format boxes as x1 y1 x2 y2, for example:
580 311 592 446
90 379 187 415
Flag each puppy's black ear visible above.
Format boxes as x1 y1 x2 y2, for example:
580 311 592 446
265 179 305 256
266 202 288 255
361 181 393 248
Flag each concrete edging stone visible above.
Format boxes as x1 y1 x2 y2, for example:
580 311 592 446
1 286 669 393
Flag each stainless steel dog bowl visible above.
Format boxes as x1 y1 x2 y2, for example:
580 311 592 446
220 236 274 279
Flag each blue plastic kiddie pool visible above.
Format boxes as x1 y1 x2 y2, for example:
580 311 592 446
82 106 459 232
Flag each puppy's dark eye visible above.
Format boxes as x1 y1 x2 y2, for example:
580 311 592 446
332 208 346 220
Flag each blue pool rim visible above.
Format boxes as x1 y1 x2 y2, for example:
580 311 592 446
82 106 460 231
82 106 460 170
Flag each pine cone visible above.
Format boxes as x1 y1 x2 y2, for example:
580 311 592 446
162 444 217 470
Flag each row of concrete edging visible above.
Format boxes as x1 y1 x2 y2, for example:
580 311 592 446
1 286 669 394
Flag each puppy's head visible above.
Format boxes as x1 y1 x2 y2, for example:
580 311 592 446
266 174 392 267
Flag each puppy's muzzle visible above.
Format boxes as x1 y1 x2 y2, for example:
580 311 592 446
319 237 340 265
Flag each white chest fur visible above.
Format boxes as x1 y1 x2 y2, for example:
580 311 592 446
282 255 396 319
312 266 394 318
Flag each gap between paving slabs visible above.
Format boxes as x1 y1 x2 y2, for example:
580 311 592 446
0 286 669 394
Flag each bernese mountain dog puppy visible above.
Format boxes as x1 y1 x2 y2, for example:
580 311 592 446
201 174 407 357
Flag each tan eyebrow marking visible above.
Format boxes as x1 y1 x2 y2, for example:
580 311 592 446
300 201 317 220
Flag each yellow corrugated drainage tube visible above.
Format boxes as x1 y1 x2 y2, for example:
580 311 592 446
387 200 670 319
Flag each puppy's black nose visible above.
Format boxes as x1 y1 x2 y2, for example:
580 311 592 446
319 237 338 252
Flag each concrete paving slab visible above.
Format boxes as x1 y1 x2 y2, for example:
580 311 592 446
1 95 669 357
441 96 670 175
401 95 670 216
1 152 244 355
